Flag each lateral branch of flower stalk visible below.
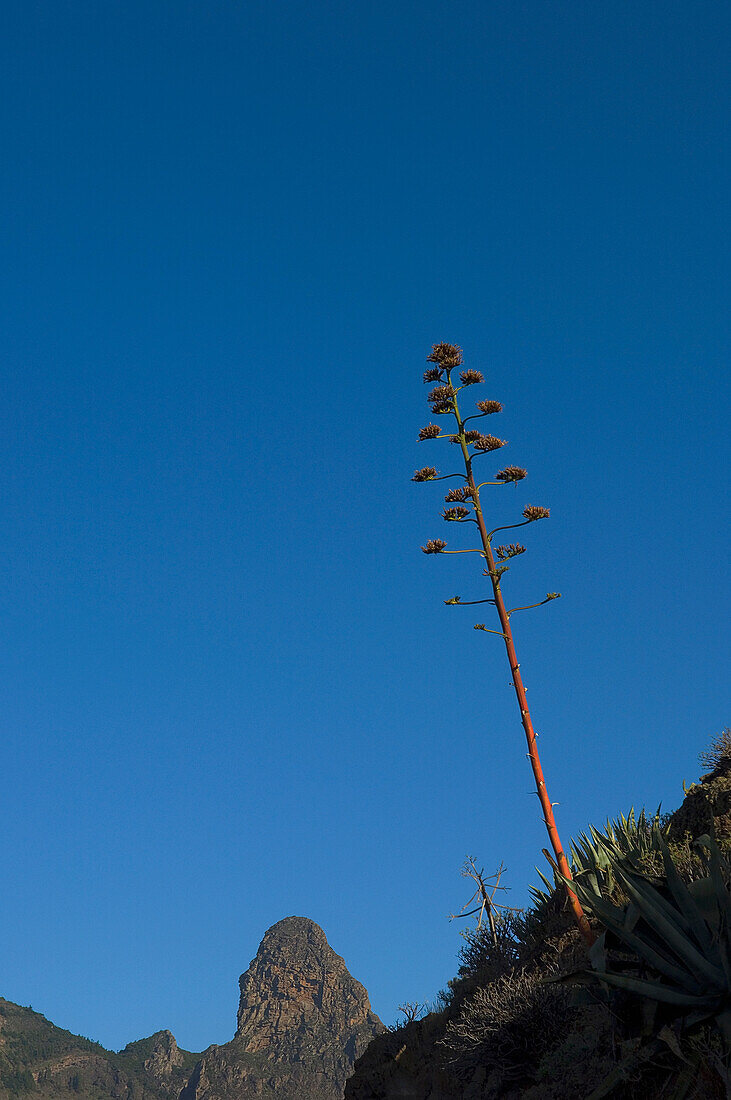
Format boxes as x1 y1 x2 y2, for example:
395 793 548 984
417 342 594 946
443 548 486 557
486 519 533 540
444 597 496 606
412 472 468 483
474 624 509 638
507 594 562 616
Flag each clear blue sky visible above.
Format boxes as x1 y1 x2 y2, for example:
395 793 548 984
1 0 728 1053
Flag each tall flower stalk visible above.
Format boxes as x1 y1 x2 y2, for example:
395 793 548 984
414 343 594 945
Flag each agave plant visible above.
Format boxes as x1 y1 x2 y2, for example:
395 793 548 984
556 822 731 1096
530 808 665 909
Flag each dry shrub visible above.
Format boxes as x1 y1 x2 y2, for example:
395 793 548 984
441 966 574 1082
700 727 731 774
450 913 523 997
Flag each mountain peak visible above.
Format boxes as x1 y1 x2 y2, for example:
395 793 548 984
235 915 379 1055
180 916 384 1099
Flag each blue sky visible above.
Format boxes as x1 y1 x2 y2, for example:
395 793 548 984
1 0 728 1052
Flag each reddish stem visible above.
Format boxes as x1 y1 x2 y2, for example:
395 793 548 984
449 385 594 945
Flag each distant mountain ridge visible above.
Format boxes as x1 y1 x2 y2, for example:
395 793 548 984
0 917 384 1100
0 1001 197 1099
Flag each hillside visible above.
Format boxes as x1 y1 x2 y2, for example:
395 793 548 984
346 735 731 1099
0 1001 196 1099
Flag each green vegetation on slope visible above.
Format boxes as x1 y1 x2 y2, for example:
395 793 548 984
0 999 198 1099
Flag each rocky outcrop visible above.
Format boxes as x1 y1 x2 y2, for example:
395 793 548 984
181 916 384 1100
121 1029 191 1084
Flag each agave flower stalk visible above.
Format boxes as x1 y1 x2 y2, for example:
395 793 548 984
416 343 594 946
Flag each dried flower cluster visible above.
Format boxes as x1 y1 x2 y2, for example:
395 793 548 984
476 399 503 415
523 505 550 521
472 434 507 452
443 506 470 521
427 384 456 415
445 486 473 503
422 539 447 554
495 543 527 561
427 384 454 405
427 342 463 368
412 466 439 482
495 466 527 483
460 369 485 386
418 423 442 440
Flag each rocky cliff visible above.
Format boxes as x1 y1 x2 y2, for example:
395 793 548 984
181 916 384 1100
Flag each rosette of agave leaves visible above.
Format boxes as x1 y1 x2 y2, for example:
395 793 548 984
536 812 731 1097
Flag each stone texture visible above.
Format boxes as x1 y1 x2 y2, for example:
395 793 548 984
180 916 384 1100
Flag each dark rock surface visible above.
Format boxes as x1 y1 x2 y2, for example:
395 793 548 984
181 916 384 1100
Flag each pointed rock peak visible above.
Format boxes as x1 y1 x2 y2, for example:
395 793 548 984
253 915 333 959
180 919 384 1100
261 914 327 941
235 916 382 1056
122 1028 178 1054
122 1029 186 1077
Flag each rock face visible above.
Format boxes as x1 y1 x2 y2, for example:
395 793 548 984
181 916 384 1100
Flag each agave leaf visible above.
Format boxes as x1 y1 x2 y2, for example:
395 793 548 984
687 877 721 927
566 876 634 930
656 1024 687 1064
696 835 731 924
623 901 641 935
665 1059 701 1100
717 923 731 987
658 835 716 956
714 1007 731 1046
578 969 721 1008
584 915 707 994
611 862 693 937
534 865 555 894
609 868 725 986
588 930 607 973
577 867 603 898
693 836 731 984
